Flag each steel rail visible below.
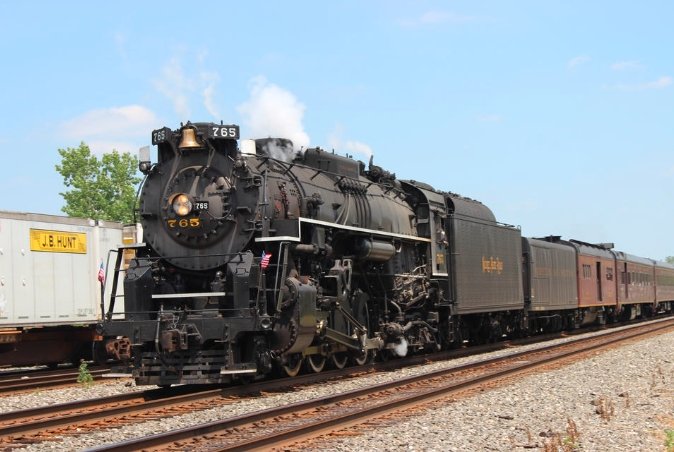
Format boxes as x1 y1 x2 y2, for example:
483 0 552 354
0 334 543 438
0 367 111 394
86 318 674 452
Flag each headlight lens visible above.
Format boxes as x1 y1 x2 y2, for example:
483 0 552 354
172 193 193 216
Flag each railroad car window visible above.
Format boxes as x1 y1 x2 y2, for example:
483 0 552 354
582 264 592 279
606 267 614 281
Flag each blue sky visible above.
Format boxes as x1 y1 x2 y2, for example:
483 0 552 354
1 1 672 260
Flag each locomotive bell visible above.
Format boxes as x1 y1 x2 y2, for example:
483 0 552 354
178 127 201 149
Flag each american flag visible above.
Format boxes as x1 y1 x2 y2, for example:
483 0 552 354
97 261 105 284
260 251 272 270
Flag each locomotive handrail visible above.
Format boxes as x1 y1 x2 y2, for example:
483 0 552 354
123 251 250 261
105 246 126 321
299 217 432 242
151 292 227 299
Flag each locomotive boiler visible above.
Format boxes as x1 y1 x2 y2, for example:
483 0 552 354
102 121 526 385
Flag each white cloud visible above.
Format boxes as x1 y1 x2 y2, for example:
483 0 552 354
567 55 591 69
154 57 193 119
611 60 643 71
237 76 310 150
61 105 157 137
201 71 221 118
644 76 672 89
113 31 128 61
604 76 672 91
153 53 223 121
60 105 159 154
401 10 477 27
87 140 140 154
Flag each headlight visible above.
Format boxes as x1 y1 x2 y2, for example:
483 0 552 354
172 193 193 216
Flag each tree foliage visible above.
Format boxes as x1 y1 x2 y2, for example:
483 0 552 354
56 142 141 223
666 256 674 265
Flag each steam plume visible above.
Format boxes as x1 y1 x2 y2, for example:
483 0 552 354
237 77 310 159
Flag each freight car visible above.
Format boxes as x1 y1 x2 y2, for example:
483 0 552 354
100 121 674 386
0 211 125 367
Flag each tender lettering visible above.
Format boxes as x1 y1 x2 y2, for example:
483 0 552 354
482 256 504 275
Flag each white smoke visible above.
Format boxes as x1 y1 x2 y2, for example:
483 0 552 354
237 77 310 155
257 138 297 162
345 140 374 160
328 125 374 161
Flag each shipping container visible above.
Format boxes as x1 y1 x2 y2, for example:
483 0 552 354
0 211 124 366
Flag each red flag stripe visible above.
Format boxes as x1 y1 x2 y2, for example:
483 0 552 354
97 262 105 283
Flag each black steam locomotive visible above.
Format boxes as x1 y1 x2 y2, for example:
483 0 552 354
101 121 674 386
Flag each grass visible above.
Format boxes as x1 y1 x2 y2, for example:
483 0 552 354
542 418 581 452
665 429 674 452
77 359 94 387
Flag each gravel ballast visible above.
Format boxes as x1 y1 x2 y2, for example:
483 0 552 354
2 324 673 451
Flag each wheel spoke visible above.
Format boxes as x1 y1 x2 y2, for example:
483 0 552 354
330 353 348 370
351 349 372 366
282 353 302 377
305 354 326 373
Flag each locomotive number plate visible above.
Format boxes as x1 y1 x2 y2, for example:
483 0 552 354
167 218 201 228
151 127 172 145
208 125 239 139
195 201 209 211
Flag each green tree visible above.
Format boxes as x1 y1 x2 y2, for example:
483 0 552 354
56 142 141 223
666 256 674 265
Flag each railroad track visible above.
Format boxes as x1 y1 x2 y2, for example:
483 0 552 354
0 366 112 394
0 332 558 443
1 317 670 451
0 356 411 443
0 328 579 443
0 317 636 400
88 318 674 451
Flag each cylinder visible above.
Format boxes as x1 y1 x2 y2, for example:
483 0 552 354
356 239 396 262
